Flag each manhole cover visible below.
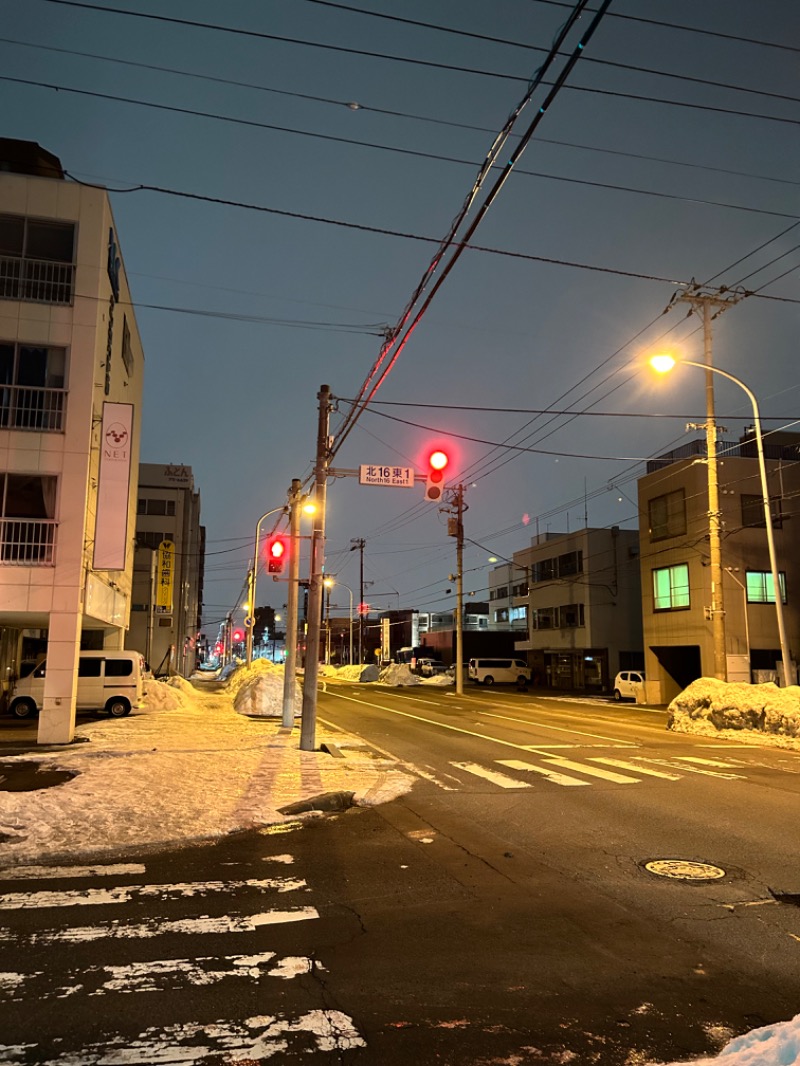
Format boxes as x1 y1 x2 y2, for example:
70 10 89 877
645 859 726 881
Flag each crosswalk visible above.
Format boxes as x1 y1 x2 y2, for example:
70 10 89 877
0 843 366 1064
401 753 750 792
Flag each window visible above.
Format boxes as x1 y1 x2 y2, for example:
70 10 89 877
746 571 787 604
77 658 102 677
512 581 528 597
495 608 509 623
557 551 583 577
741 494 783 529
0 342 66 430
494 586 508 599
509 605 527 622
649 490 686 541
0 214 76 304
533 558 555 583
137 499 176 517
653 563 690 610
559 603 584 628
105 658 133 677
0 472 57 563
531 607 556 630
121 315 134 377
136 531 168 551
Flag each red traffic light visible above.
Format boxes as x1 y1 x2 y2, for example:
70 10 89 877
424 449 449 501
267 535 287 573
232 629 244 642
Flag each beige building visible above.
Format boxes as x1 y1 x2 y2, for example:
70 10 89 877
0 139 145 742
508 527 643 692
637 435 800 704
127 463 204 677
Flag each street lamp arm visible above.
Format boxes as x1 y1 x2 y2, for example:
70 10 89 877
246 504 289 667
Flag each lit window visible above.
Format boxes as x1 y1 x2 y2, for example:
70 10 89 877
653 563 690 610
746 571 787 604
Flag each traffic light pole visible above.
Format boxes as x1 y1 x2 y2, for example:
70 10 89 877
282 479 303 728
245 504 288 668
455 485 465 696
301 385 332 751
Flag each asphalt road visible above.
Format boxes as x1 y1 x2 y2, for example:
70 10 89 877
1 683 798 1064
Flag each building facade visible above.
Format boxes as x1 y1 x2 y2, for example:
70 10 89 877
127 463 204 677
637 435 800 704
0 140 145 742
508 527 643 692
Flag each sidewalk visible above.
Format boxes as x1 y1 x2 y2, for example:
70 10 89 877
0 680 413 868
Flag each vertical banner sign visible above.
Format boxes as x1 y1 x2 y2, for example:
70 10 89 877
381 616 391 663
156 539 175 614
93 402 134 570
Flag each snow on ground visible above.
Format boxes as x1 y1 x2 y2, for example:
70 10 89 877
668 678 800 751
658 1013 800 1066
0 668 412 866
224 657 302 718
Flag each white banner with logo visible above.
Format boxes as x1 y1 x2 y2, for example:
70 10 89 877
93 402 134 570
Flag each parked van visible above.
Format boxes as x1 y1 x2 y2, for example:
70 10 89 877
9 650 146 720
468 658 531 686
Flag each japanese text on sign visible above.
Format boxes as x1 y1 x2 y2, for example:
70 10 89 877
359 464 414 488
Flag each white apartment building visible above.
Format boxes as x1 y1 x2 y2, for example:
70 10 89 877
0 139 145 743
127 463 204 677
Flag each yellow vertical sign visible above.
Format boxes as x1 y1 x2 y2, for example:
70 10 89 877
156 539 175 614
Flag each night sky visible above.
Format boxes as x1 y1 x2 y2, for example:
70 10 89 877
2 0 797 635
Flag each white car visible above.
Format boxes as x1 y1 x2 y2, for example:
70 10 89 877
613 670 645 702
417 658 446 677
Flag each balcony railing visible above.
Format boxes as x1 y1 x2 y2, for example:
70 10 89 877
0 519 56 565
0 255 74 305
0 385 65 431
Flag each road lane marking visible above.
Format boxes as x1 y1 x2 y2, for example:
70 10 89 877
590 758 682 780
543 757 639 784
0 878 307 911
324 691 590 758
401 762 457 790
0 863 146 881
639 758 744 780
497 759 589 787
478 710 636 746
450 762 532 789
0 908 321 945
674 756 739 768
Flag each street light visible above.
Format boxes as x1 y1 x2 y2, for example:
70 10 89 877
650 354 792 685
323 577 353 665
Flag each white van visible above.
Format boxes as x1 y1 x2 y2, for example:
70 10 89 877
468 658 531 686
9 650 146 720
612 670 645 702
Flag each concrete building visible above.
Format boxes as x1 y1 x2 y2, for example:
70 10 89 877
127 463 204 677
637 434 800 705
508 528 643 692
0 139 145 742
488 561 529 634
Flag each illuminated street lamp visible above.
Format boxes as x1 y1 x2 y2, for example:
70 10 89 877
650 354 792 685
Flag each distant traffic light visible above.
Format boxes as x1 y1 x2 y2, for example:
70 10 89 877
232 629 244 643
424 449 449 501
267 535 287 574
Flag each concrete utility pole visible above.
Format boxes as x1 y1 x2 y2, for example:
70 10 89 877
675 285 742 681
301 385 332 751
282 479 303 729
445 485 466 695
350 537 366 662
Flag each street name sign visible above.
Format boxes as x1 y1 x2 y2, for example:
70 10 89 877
359 464 415 487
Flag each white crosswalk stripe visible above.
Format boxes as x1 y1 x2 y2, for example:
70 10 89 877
589 757 682 780
0 858 366 1063
496 759 590 787
450 762 532 789
542 757 640 783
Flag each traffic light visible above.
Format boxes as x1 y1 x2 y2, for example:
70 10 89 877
267 535 287 574
424 449 449 501
232 629 244 643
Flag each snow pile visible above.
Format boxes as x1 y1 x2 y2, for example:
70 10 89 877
379 663 420 686
668 678 800 747
659 1011 800 1066
420 672 454 687
228 658 301 718
325 663 378 682
165 674 197 696
143 679 193 711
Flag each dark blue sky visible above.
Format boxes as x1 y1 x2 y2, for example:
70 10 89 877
2 0 798 632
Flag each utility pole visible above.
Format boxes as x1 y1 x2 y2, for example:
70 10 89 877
350 537 365 663
674 284 742 681
301 385 331 751
445 485 466 695
282 479 302 729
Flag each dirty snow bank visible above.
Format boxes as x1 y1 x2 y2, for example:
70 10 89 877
223 658 302 718
379 663 420 686
320 664 379 682
668 678 800 749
